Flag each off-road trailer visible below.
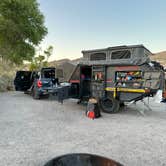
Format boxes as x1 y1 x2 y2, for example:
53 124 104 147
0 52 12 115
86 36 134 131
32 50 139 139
69 45 165 113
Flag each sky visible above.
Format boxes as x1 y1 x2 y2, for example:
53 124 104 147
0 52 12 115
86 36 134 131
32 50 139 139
38 0 166 61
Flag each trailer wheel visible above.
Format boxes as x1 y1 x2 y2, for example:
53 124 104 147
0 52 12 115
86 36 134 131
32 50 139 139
99 97 120 113
32 88 40 99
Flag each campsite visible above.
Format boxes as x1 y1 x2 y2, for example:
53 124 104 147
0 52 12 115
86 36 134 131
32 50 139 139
0 0 166 165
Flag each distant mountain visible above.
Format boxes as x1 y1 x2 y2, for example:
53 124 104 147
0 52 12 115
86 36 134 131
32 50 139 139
151 51 166 67
49 58 81 66
49 58 71 66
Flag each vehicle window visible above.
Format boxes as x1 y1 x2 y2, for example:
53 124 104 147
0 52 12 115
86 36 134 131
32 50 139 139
43 70 55 78
92 66 105 82
111 50 131 59
90 53 106 61
16 71 31 80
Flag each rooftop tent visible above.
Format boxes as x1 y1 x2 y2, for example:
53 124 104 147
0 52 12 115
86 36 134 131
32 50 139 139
80 45 152 66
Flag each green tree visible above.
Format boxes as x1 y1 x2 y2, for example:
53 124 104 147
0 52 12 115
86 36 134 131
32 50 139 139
29 46 53 71
44 46 53 61
0 0 47 64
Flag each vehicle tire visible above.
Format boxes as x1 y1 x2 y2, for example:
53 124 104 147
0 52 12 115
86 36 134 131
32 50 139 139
32 88 40 99
99 97 120 113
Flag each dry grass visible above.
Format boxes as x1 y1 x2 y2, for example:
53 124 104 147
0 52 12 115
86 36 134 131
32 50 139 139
0 62 24 92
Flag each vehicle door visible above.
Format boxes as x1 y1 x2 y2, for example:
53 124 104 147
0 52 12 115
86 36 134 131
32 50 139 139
14 71 32 91
68 65 80 99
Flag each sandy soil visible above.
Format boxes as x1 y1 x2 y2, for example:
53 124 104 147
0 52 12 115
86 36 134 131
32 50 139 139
0 91 166 166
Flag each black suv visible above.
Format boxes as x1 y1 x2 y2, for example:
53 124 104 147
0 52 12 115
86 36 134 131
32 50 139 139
14 67 59 99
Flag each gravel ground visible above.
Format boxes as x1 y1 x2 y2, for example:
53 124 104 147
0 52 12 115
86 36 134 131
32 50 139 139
0 91 166 166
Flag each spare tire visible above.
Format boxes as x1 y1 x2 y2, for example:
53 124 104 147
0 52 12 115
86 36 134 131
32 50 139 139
99 97 120 113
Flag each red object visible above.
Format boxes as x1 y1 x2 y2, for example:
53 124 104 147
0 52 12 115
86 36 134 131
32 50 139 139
69 79 80 83
106 79 112 83
115 66 139 71
37 80 42 88
87 111 95 120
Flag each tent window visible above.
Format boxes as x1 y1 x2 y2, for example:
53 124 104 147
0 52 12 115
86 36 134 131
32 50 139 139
111 50 131 59
90 53 106 61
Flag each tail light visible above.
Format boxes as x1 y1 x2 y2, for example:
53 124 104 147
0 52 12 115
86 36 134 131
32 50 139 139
37 80 42 88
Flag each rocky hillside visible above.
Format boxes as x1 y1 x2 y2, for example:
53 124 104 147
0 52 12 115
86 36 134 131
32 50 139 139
0 62 20 92
49 58 80 66
151 51 166 67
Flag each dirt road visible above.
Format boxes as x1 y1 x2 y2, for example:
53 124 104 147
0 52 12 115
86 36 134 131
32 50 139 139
0 92 166 166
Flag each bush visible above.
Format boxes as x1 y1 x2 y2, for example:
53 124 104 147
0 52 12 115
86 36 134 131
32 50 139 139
0 74 14 92
0 62 18 92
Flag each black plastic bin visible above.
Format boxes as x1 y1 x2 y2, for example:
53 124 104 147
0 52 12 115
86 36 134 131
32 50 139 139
49 86 70 103
44 153 123 166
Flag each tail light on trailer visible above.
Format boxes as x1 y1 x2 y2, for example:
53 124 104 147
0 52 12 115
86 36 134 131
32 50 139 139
37 80 42 88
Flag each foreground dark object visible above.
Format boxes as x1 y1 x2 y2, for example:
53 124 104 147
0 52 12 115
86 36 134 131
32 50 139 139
44 153 123 166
